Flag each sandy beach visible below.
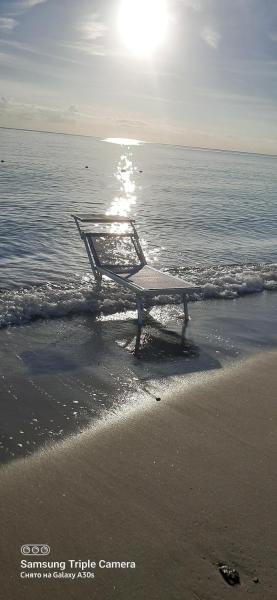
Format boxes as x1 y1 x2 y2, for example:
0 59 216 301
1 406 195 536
1 348 277 599
1 2 277 596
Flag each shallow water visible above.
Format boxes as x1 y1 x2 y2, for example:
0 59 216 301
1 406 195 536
0 128 276 327
1 128 277 462
0 290 276 463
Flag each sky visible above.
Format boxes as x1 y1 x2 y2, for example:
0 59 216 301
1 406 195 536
0 0 277 153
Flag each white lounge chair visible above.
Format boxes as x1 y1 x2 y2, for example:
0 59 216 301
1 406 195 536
72 214 200 353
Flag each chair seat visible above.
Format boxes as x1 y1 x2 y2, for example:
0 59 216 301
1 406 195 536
105 265 197 293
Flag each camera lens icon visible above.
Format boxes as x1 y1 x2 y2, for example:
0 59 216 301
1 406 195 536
21 544 50 556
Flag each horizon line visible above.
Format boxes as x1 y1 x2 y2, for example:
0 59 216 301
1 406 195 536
1 125 276 159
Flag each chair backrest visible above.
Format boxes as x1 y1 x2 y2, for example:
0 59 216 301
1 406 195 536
72 213 147 273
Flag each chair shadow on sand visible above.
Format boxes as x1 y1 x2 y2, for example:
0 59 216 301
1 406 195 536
91 314 222 378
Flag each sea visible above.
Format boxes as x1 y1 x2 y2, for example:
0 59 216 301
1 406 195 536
0 127 276 328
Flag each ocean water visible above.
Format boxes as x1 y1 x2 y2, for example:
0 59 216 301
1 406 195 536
0 128 276 328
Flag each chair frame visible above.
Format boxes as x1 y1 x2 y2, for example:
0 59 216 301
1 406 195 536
72 214 199 354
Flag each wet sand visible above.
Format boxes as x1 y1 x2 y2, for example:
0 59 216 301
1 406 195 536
1 350 277 599
1 291 276 463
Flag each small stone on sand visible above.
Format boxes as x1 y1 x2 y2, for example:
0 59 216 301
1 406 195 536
218 563 240 586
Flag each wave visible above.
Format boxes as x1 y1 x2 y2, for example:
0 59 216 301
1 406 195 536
0 263 276 328
176 262 277 298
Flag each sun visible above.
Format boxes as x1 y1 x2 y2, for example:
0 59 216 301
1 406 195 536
117 0 168 58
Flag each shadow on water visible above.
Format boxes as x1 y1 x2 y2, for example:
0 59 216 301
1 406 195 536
86 316 223 374
20 349 78 374
0 313 222 465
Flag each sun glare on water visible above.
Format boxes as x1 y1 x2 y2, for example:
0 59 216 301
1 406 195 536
118 0 168 58
104 137 144 146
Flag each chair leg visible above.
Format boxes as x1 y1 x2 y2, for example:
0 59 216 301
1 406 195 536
181 294 189 347
134 324 142 357
183 294 189 323
95 272 102 289
137 295 144 326
135 296 144 356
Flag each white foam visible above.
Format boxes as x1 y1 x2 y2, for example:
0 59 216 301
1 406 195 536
0 263 276 328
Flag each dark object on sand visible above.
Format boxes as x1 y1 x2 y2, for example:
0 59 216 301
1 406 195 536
156 397 161 401
253 576 259 583
85 165 88 168
218 563 240 586
1 159 4 163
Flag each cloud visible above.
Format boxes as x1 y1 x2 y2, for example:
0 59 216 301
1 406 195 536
0 38 90 68
0 95 146 132
116 118 147 129
180 0 202 11
63 12 109 57
269 31 277 42
0 0 47 18
0 96 10 108
20 0 46 6
0 96 83 124
60 13 110 58
201 25 221 49
0 17 17 30
81 15 108 41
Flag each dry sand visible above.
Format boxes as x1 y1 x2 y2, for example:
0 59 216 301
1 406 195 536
1 350 277 599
